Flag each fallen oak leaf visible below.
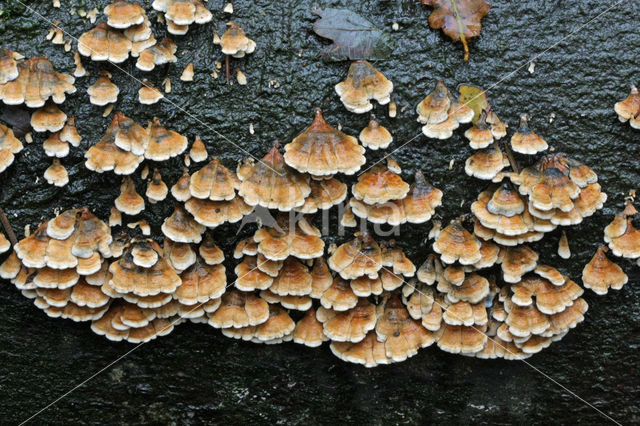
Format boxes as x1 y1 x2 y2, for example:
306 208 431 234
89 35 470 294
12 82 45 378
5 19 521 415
312 8 395 62
458 84 487 122
419 0 491 61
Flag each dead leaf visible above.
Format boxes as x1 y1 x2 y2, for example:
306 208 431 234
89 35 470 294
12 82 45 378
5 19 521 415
458 85 487 123
312 8 395 62
418 0 491 61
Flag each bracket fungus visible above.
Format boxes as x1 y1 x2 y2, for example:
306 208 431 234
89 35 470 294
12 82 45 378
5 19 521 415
152 0 212 33
614 85 640 129
105 1 146 29
433 219 482 265
510 114 548 155
78 23 132 63
359 118 393 150
237 143 311 211
417 80 473 139
88 71 120 106
252 214 324 261
84 114 144 175
0 123 23 173
334 60 393 114
284 108 365 177
0 56 76 108
115 177 145 215
328 232 382 280
144 117 188 161
30 102 67 133
351 158 410 205
136 38 178 71
138 80 163 105
582 246 628 295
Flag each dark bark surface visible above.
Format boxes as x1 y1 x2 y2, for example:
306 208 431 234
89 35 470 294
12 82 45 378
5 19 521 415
0 0 638 424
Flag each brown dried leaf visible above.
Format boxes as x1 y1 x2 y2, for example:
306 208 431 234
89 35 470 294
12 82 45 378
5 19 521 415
419 0 491 61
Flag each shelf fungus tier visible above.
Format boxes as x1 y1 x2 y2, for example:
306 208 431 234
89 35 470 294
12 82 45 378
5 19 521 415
84 114 144 175
334 60 393 114
514 153 601 214
433 219 482 265
351 158 409 205
78 23 132 63
238 143 311 211
416 80 473 140
0 56 76 108
328 232 382 280
350 170 442 226
219 21 256 58
0 123 23 173
283 108 365 177
252 214 324 261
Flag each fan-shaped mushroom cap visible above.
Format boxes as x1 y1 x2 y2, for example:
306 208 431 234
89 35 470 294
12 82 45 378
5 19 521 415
608 218 640 258
69 278 110 308
465 145 510 180
109 240 181 296
0 57 76 107
328 232 381 280
144 117 188 161
498 245 539 283
436 323 487 354
309 257 332 298
335 60 393 113
416 79 451 125
207 290 269 329
350 170 442 226
546 297 588 335
284 108 365 176
169 169 191 202
380 241 415 277
31 102 67 133
260 289 311 311
43 159 68 187
199 233 224 265
163 238 196 271
330 331 391 367
292 307 327 347
41 132 68 158
614 85 640 128
87 71 119 106
189 135 207 162
245 305 295 342
0 251 21 280
174 259 225 305
234 255 274 291
296 178 347 214
421 114 459 140
0 232 9 254
238 143 311 210
582 246 628 295
145 169 168 203
185 197 253 228
433 219 482 265
488 183 525 216
267 257 312 296
84 116 143 175
161 204 205 243
115 177 145 215
359 118 392 150
351 160 409 205
46 208 79 240
0 49 19 84
485 109 507 139
375 294 435 361
105 0 146 28
135 37 177 71
130 239 161 268
505 302 550 338
91 303 174 342
464 111 493 149
604 212 627 243
440 273 490 304
402 282 443 330
215 20 257 55
511 274 583 315
0 127 20 172
319 276 358 311
138 80 163 104
189 157 238 201
510 114 548 154
321 298 377 343
124 12 153 40
573 183 607 218
472 188 533 237
253 214 324 261
472 240 500 270
78 23 132 63
33 267 78 290
443 264 465 286
416 254 439 285
350 269 402 297
58 117 81 147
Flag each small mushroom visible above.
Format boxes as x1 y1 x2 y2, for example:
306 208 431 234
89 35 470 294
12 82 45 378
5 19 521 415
144 117 188 161
44 158 68 187
180 62 194 81
161 204 205 243
464 111 493 149
510 114 548 155
73 51 86 77
87 71 119 106
146 169 168 203
136 38 177 71
189 157 238 201
175 258 226 305
115 177 145 215
59 117 82 147
199 233 224 265
320 298 376 343
31 102 67 132
359 118 393 150
433 219 482 265
465 145 510 180
138 80 163 105
78 23 132 63
614 85 640 129
352 159 409 205
330 331 391 367
296 178 347 214
207 290 269 329
558 231 571 259
104 0 146 29
43 132 70 158
292 307 327 347
335 60 393 114
234 256 274 291
582 246 628 295
328 232 381 280
498 245 539 283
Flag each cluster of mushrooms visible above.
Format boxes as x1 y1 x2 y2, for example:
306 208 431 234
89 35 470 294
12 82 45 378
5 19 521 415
0 1 638 367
